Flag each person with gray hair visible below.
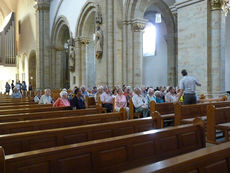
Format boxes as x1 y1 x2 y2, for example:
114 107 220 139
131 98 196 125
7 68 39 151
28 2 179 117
53 90 70 107
39 89 53 104
146 88 156 105
11 87 22 99
132 87 149 117
80 85 89 98
154 90 164 103
100 86 113 112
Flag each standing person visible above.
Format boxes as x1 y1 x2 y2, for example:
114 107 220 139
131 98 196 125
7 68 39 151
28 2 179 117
5 82 10 95
29 82 33 96
11 80 15 93
22 81 27 96
179 69 201 105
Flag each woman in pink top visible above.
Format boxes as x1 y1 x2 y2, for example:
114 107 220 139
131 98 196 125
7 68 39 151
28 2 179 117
115 88 129 119
53 90 70 107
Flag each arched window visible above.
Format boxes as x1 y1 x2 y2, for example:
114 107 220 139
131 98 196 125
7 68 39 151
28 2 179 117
143 22 156 56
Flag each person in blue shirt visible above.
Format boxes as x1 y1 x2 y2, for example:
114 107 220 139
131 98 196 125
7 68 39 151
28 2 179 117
11 88 22 99
154 91 164 103
80 85 89 98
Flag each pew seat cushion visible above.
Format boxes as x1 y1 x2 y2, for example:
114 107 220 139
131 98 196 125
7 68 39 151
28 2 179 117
181 116 206 124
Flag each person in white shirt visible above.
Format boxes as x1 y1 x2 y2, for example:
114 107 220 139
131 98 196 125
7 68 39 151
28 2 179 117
33 90 41 103
100 86 113 112
165 87 178 103
39 89 53 104
132 87 149 117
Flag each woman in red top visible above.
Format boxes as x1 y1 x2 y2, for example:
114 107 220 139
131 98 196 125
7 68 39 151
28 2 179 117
53 90 70 107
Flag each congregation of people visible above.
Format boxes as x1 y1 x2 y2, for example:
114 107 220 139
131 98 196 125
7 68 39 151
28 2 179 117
5 69 202 119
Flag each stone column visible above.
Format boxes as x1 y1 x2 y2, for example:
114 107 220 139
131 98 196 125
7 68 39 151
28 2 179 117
34 0 51 89
209 0 226 95
80 37 90 86
131 19 147 87
55 50 62 89
74 37 81 87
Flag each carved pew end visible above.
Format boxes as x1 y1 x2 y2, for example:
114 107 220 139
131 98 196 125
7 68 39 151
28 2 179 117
193 117 205 128
0 146 5 173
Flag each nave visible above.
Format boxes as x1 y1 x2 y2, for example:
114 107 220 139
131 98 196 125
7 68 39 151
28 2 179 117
0 89 230 173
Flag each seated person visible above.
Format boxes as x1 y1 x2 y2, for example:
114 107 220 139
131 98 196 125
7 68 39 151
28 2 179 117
39 89 53 104
95 86 103 103
11 88 22 98
33 90 41 103
146 88 156 104
80 85 89 98
154 91 164 103
165 87 178 103
91 86 97 95
125 86 133 107
53 90 70 107
100 86 113 112
132 87 149 117
115 88 129 119
70 88 86 109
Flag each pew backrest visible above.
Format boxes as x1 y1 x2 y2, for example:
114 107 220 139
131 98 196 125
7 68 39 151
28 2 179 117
124 141 230 173
174 101 230 125
150 101 174 115
3 123 205 173
0 112 125 134
0 117 154 154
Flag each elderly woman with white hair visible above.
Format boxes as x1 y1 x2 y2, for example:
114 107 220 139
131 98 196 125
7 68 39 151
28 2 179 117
154 91 164 103
53 90 70 107
146 88 156 105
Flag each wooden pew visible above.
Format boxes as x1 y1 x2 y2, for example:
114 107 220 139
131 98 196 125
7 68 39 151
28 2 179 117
0 106 69 115
125 141 230 173
174 101 230 126
0 102 36 106
0 108 102 123
129 99 141 119
0 111 126 134
0 122 205 173
150 101 174 129
85 95 96 108
207 105 230 144
0 104 52 110
0 117 154 155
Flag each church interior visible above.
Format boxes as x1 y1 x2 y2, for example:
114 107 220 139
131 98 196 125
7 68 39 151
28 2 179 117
1 0 230 172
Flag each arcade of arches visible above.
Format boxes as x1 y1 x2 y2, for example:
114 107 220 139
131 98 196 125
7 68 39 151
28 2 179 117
0 0 230 96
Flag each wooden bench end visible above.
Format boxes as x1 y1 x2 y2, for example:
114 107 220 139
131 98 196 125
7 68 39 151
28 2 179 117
0 146 5 173
193 117 205 128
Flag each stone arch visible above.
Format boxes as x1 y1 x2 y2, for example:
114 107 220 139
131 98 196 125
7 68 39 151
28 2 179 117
124 0 176 87
75 1 97 88
28 50 36 89
51 16 71 89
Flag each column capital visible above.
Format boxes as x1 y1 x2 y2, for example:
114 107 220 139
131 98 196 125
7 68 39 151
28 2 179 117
211 0 222 10
131 18 148 32
79 37 90 45
34 0 50 11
